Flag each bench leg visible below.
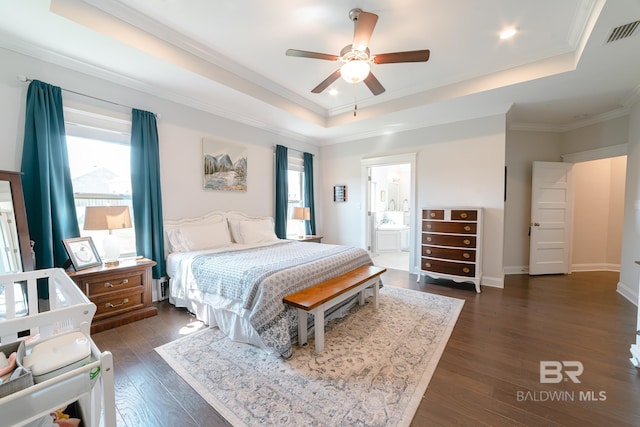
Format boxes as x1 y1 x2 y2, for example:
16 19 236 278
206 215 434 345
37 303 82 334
358 289 365 306
297 308 308 346
313 308 325 352
373 280 379 309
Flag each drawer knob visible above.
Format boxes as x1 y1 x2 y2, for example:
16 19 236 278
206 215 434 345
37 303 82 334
426 249 432 255
425 262 431 268
430 212 436 218
106 298 129 308
427 237 432 242
105 278 129 288
463 239 471 245
460 212 468 219
462 267 470 273
426 224 432 229
464 225 471 232
463 253 470 259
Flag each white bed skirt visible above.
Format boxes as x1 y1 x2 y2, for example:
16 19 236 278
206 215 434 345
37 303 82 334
169 279 374 355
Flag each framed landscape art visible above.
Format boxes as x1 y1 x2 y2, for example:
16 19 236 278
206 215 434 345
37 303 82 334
203 138 247 191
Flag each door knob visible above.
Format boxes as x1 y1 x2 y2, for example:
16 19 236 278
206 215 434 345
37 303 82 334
533 222 540 226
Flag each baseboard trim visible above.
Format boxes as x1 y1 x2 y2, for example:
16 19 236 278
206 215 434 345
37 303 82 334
617 280 638 306
481 275 504 289
572 263 620 272
504 265 529 275
504 264 621 275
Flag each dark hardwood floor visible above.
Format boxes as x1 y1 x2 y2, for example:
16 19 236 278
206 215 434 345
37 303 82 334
92 270 640 426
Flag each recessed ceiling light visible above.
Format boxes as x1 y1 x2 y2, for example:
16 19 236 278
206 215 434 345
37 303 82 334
328 88 339 96
500 28 518 40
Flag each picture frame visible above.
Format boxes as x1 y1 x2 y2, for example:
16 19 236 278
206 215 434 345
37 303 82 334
203 137 247 191
63 237 102 271
334 185 347 202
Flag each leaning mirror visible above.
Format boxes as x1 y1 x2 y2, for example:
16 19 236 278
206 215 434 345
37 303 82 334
0 180 21 272
0 171 33 273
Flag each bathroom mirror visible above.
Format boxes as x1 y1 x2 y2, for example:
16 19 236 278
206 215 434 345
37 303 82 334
0 171 33 273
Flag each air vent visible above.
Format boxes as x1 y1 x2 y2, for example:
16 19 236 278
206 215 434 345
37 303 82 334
605 20 639 43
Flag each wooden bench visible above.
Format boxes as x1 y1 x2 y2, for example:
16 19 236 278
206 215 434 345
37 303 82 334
283 265 386 352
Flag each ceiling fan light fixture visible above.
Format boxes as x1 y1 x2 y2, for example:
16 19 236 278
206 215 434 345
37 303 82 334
340 60 371 83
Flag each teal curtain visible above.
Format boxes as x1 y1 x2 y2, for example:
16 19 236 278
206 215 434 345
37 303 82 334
303 152 316 235
275 145 288 239
131 109 165 279
21 80 80 272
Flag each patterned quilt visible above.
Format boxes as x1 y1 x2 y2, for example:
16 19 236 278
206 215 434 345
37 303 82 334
191 241 373 358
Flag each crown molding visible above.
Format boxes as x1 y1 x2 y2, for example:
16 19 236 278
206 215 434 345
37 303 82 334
561 143 628 163
508 106 630 133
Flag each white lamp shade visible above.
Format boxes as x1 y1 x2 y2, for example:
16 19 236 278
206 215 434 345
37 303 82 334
340 60 371 83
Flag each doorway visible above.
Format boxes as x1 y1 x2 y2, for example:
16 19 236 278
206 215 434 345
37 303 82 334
528 154 626 275
361 154 417 273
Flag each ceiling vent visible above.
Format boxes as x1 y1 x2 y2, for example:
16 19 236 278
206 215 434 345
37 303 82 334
605 20 639 43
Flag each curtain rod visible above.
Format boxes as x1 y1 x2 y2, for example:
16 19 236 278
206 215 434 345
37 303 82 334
272 145 314 156
17 75 158 117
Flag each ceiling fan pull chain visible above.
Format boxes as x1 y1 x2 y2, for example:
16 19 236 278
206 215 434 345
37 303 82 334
354 85 358 117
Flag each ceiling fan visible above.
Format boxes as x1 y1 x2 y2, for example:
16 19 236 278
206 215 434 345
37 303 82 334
286 8 430 96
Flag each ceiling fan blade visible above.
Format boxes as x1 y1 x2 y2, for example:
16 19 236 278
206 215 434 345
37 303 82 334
352 11 378 51
373 50 430 64
311 70 341 93
364 72 385 96
286 49 339 61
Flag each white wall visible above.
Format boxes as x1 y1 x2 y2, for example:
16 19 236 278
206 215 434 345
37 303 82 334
322 115 507 288
562 115 629 154
609 156 626 265
620 103 640 304
572 157 625 271
0 47 318 224
504 130 563 273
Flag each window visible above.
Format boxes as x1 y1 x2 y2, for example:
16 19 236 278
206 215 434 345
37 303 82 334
64 104 136 258
286 153 305 237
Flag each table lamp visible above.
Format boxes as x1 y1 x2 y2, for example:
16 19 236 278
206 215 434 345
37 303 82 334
83 206 132 266
292 207 310 239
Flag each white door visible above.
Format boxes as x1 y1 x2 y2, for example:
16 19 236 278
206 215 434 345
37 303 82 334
529 161 573 275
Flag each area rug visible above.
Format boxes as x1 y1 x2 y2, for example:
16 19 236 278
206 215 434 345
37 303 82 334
156 286 464 427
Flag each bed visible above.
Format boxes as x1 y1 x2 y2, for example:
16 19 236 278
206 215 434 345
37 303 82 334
164 211 375 358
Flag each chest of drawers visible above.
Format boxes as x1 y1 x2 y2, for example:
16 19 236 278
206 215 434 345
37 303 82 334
419 208 482 292
67 258 158 333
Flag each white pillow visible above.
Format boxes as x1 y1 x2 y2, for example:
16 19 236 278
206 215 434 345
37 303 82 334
166 229 187 253
227 219 244 243
237 219 279 244
176 220 232 251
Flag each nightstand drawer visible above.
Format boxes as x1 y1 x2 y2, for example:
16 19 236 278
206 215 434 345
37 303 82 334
92 288 144 320
81 271 142 297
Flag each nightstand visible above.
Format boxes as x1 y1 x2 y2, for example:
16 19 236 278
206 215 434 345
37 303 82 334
66 257 158 333
289 235 323 243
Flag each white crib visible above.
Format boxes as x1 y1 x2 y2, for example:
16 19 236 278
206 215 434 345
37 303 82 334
0 268 116 427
